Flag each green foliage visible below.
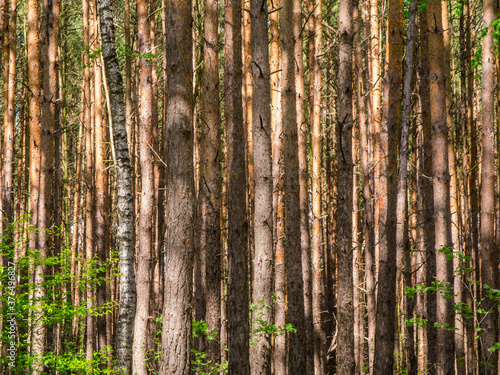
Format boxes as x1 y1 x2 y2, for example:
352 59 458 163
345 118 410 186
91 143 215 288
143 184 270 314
0 218 119 374
404 245 500 341
116 42 160 65
191 348 228 375
418 0 430 13
250 300 296 346
190 319 228 374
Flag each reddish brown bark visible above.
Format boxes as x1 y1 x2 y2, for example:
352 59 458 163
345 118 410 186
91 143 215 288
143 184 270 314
479 0 498 372
223 0 250 371
132 0 154 373
198 0 222 366
372 0 402 372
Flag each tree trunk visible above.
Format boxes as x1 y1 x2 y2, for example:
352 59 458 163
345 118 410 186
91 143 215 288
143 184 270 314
311 0 326 373
159 0 196 373
94 9 109 356
366 0 379 367
337 0 354 374
2 0 16 238
293 0 314 370
281 0 306 372
250 0 274 371
426 0 455 372
480 0 498 372
224 0 250 372
418 6 437 372
372 0 402 372
132 0 153 373
396 0 417 373
198 0 222 366
98 0 137 373
28 0 47 370
84 0 95 363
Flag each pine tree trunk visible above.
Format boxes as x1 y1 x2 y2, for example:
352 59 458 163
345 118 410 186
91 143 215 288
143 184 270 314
336 0 355 374
426 0 455 372
418 7 437 371
159 0 196 373
28 0 47 370
311 1 326 373
94 11 109 356
84 0 95 363
198 0 222 366
365 0 379 367
293 0 314 370
479 0 498 372
132 0 153 373
224 0 250 372
250 0 274 371
281 0 306 371
2 0 16 238
372 0 402 372
398 1 417 373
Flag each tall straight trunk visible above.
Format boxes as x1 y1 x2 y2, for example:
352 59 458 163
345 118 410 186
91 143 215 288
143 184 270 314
98 0 137 373
85 0 95 363
372 0 402 372
270 2 286 371
365 0 378 368
1 0 15 366
28 0 47 370
426 0 455 372
353 1 370 373
465 2 477 370
396 0 417 373
459 3 475 372
132 0 153 373
439 2 463 372
0 3 7 241
293 0 314 370
311 0 326 373
0 0 6 84
418 6 437 372
281 0 306 372
2 0 16 233
224 0 249 372
369 3 382 344
160 0 195 372
337 0 354 374
249 0 273 371
147 1 160 368
94 11 109 355
198 0 221 366
243 0 254 281
480 0 498 372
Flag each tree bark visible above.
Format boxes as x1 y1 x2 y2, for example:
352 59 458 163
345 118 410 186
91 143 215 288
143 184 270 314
250 0 274 371
480 0 498 372
426 0 455 373
159 0 195 373
93 8 109 356
337 0 355 374
224 0 250 372
98 0 137 373
84 0 95 363
372 0 402 373
28 0 48 370
311 0 326 373
396 0 417 373
281 0 306 372
132 0 154 373
293 0 314 370
198 0 222 366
